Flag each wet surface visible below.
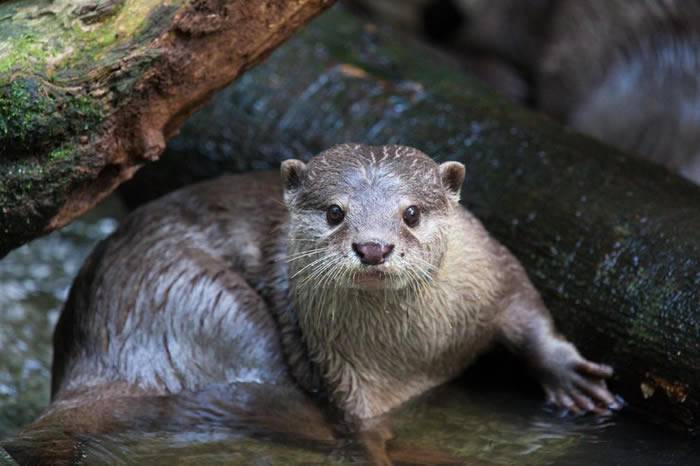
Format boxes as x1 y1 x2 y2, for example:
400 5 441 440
0 196 126 440
0 196 698 465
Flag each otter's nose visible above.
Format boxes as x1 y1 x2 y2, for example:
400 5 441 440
352 242 394 265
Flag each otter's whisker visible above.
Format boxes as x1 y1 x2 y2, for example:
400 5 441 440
285 247 332 263
296 254 343 289
290 253 337 279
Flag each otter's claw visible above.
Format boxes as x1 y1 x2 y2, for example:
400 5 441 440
575 360 614 379
541 349 622 415
545 381 622 416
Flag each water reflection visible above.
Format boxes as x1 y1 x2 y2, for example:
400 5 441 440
5 380 697 465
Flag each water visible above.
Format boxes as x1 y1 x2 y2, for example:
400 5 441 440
0 198 697 465
0 196 126 440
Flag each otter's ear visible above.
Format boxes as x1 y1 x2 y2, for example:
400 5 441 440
439 161 465 198
280 159 307 192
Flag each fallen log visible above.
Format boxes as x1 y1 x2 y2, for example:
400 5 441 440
0 0 334 258
122 6 700 432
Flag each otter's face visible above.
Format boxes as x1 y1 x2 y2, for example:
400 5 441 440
281 144 465 292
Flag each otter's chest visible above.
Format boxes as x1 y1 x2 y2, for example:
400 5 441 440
307 290 493 375
300 291 497 418
349 294 490 366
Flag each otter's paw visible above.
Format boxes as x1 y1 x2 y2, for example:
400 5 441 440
541 351 623 415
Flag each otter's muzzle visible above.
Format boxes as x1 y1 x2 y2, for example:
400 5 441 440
352 242 394 265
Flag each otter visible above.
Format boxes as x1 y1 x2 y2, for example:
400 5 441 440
352 0 700 183
536 0 700 184
469 0 700 183
49 144 618 437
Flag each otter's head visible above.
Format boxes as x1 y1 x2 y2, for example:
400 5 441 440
281 144 465 292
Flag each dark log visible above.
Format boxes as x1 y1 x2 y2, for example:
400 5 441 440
0 0 334 258
121 6 700 432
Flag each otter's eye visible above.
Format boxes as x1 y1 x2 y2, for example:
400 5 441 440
326 204 345 225
403 205 420 227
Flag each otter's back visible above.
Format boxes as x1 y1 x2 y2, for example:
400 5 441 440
52 172 290 401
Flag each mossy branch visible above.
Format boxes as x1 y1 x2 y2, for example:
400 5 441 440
0 0 335 257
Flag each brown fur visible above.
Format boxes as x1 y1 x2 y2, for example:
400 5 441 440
45 144 618 432
280 144 618 418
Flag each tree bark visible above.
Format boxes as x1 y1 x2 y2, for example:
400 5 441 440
0 0 334 258
122 6 700 432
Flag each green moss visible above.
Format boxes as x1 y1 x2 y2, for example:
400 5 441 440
0 0 185 155
67 95 103 131
47 145 73 162
0 33 49 75
0 78 102 157
0 80 50 150
0 0 183 79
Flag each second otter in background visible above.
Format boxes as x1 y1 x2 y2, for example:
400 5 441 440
348 0 700 184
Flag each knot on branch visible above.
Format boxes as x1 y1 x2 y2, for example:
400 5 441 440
174 0 230 37
72 0 125 25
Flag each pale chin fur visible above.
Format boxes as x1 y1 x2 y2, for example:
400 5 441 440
344 271 412 291
292 264 416 292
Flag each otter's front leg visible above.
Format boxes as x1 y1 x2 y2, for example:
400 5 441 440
497 288 622 414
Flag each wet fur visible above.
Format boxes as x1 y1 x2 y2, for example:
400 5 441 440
538 0 700 182
49 144 617 429
284 144 616 419
463 0 700 182
465 0 700 182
